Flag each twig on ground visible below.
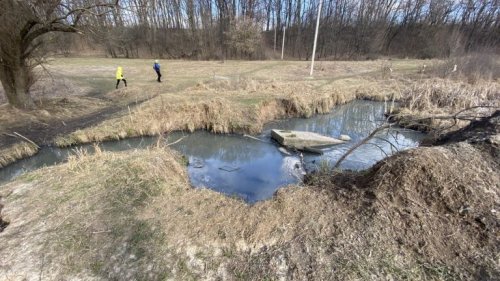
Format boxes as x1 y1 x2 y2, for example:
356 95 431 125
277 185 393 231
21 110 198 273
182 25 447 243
13 132 40 148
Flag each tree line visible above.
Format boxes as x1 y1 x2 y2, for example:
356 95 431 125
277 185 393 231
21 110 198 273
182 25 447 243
55 0 500 60
1 0 499 108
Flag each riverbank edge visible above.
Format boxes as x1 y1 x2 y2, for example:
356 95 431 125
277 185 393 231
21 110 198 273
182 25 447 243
0 142 39 169
0 112 498 280
0 92 394 169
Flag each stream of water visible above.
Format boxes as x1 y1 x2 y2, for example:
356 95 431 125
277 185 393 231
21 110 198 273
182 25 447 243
0 100 424 202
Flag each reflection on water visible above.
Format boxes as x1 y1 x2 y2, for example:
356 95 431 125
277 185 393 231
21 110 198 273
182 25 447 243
264 100 423 170
168 132 302 202
0 100 424 203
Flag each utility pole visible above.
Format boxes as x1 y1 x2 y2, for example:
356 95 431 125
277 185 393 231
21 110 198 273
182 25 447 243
281 26 286 60
310 0 323 76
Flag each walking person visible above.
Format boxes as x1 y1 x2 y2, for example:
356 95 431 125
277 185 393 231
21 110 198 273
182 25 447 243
153 60 162 82
115 66 127 89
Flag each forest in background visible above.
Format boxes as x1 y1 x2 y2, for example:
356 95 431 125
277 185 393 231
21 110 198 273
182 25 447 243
48 0 500 60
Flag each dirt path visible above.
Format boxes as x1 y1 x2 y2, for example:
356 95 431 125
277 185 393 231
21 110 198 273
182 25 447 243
0 95 155 148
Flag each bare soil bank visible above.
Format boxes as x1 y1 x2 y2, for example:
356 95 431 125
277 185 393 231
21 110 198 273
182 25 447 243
0 111 498 280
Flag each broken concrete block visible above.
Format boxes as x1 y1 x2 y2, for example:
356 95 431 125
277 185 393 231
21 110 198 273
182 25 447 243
271 129 344 150
340 134 352 141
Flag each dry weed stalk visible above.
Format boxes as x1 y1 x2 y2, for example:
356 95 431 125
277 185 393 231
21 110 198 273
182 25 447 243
402 79 499 112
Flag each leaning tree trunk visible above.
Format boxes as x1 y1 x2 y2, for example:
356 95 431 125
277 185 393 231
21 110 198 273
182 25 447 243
0 55 33 108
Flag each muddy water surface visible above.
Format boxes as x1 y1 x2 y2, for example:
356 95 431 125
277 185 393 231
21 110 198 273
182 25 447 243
0 101 424 202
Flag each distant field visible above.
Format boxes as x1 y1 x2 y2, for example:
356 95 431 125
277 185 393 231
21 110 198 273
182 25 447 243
0 58 431 167
43 58 427 146
41 57 427 96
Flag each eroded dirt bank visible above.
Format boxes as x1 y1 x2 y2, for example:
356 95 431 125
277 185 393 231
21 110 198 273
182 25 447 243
0 111 498 280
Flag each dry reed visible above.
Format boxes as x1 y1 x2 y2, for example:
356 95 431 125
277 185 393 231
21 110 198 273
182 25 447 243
0 142 39 168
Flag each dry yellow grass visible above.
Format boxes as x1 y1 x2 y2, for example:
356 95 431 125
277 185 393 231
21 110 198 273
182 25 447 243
0 96 108 131
0 141 39 168
1 57 422 144
55 86 356 146
2 58 425 149
401 78 499 113
393 78 500 134
54 76 406 147
1 132 498 279
1 58 498 280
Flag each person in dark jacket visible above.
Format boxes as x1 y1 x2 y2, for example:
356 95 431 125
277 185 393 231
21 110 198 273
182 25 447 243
153 60 162 82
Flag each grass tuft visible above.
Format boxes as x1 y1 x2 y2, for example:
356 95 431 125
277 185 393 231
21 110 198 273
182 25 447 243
0 141 39 168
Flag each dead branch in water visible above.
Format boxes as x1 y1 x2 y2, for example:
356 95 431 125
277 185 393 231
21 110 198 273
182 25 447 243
333 124 392 169
166 136 187 147
334 106 498 169
243 134 269 143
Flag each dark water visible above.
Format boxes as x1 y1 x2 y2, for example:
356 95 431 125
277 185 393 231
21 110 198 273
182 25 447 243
0 101 424 203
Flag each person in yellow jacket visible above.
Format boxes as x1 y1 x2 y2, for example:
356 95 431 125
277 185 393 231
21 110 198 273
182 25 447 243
115 66 127 89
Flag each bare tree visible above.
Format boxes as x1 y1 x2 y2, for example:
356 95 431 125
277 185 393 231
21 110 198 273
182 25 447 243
1 0 497 86
0 0 117 108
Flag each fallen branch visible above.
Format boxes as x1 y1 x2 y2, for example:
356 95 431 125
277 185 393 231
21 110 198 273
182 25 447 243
333 124 391 169
13 132 40 149
243 134 269 143
401 105 498 124
165 136 186 147
334 106 498 169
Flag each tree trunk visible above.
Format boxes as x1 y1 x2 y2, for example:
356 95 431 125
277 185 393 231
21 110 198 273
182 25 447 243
0 58 33 108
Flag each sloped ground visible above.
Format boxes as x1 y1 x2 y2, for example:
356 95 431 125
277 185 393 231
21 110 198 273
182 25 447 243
307 112 499 280
0 112 498 280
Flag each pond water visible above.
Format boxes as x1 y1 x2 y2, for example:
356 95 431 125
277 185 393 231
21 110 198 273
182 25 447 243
0 100 424 203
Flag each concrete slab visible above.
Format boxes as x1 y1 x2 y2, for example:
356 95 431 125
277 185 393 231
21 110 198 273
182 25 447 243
271 129 345 150
340 134 352 141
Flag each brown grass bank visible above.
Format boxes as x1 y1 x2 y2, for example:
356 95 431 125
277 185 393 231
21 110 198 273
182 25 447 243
1 58 427 163
54 77 403 147
0 88 157 168
54 76 499 148
0 142 39 169
1 112 498 280
392 79 500 136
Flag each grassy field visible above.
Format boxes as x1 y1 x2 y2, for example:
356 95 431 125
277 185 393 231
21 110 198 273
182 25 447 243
25 58 431 146
0 58 430 165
